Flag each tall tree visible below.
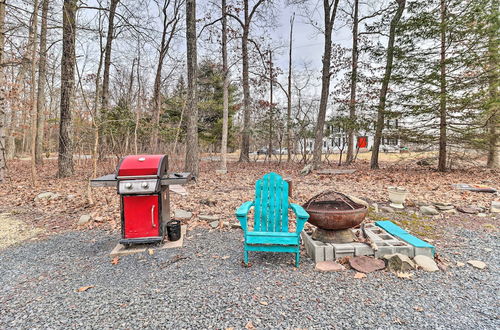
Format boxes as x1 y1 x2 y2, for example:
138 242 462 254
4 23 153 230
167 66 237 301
29 0 40 183
184 0 199 176
58 0 77 177
345 0 358 165
219 0 229 173
35 0 49 165
370 0 405 170
486 0 499 168
228 0 267 162
286 13 294 162
101 0 120 110
312 0 340 168
437 0 447 171
150 0 182 153
0 0 6 182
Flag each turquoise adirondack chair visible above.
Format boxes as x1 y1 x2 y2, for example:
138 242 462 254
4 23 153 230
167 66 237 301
235 172 310 267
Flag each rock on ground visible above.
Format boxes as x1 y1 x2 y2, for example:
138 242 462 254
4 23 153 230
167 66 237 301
467 260 487 269
78 215 92 226
34 192 61 201
384 253 415 272
315 261 345 272
349 256 385 273
380 206 395 213
420 206 439 215
413 255 439 272
199 214 219 221
174 209 192 220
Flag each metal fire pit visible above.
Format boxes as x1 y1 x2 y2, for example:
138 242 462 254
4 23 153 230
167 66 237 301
303 191 367 243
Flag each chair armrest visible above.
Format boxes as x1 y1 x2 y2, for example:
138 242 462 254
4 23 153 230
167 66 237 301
290 203 309 219
236 201 254 217
290 203 309 233
235 201 254 231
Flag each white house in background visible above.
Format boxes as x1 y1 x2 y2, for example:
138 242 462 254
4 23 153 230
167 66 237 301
298 119 403 154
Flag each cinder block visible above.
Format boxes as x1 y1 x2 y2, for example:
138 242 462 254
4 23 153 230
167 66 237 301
414 247 434 258
301 231 325 262
324 244 335 260
332 243 355 259
351 242 375 256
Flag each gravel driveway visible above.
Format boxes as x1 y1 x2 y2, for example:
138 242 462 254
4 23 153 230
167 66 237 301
0 226 498 329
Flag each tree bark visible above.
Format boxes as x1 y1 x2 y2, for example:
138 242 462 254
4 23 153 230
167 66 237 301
312 0 340 168
346 0 359 165
58 0 77 177
220 0 229 172
267 50 273 161
29 0 40 184
486 0 499 168
286 14 294 162
35 0 49 165
437 0 447 172
184 0 199 176
101 0 119 110
370 0 405 170
0 0 6 182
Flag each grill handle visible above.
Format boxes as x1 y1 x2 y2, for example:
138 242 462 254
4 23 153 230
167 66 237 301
151 205 156 228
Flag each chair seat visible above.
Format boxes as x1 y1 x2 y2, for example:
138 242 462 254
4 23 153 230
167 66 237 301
245 231 300 245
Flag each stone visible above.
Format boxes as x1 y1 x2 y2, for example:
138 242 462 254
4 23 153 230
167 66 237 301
477 213 487 217
442 209 458 214
67 194 77 200
491 201 500 213
199 214 220 221
457 206 481 214
35 192 61 201
199 199 217 206
371 203 379 213
467 260 487 269
420 206 439 215
383 253 415 272
434 202 454 211
77 214 92 226
300 164 313 175
315 261 346 272
456 261 465 267
174 209 192 220
349 256 385 273
346 195 369 208
413 255 439 272
484 248 492 252
380 206 395 213
209 220 220 229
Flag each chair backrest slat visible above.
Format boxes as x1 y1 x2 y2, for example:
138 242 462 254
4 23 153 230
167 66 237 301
253 172 289 233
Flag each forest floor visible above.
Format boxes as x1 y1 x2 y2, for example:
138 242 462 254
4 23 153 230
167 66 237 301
0 154 498 245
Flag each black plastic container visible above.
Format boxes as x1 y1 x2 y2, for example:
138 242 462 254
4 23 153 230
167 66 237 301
167 220 181 241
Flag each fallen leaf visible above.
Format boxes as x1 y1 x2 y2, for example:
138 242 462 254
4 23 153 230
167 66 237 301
245 321 255 329
395 272 413 279
111 256 119 265
354 272 367 279
221 255 230 260
259 301 268 306
414 306 424 312
76 285 94 292
148 249 155 256
456 261 465 267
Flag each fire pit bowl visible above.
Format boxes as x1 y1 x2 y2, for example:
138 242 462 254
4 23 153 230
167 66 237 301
303 191 367 243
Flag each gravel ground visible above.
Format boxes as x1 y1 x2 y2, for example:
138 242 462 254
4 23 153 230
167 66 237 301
0 226 498 329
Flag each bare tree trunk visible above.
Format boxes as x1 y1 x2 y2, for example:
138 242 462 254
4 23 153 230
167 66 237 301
58 0 77 177
312 0 340 168
286 13 294 162
35 0 49 165
219 0 229 173
346 0 359 165
267 50 273 161
29 0 40 184
101 0 119 110
370 0 405 170
437 0 447 172
0 0 6 182
184 0 199 176
486 0 499 169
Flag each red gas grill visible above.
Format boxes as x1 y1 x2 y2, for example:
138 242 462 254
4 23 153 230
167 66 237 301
91 154 191 245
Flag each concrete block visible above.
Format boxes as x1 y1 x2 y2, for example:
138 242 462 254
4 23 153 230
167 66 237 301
332 243 355 259
301 231 325 263
351 242 375 256
324 244 335 260
415 247 434 258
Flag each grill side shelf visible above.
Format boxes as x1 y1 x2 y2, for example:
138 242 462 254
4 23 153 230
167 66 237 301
90 172 192 187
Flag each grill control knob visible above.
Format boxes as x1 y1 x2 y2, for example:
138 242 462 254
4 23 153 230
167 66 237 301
125 183 133 189
141 182 149 189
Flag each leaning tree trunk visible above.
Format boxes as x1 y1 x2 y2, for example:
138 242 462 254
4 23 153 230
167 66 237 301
437 0 447 172
370 0 406 170
0 0 6 182
35 0 49 165
346 0 359 165
101 0 119 110
58 0 77 177
219 0 229 173
184 0 199 176
312 0 340 168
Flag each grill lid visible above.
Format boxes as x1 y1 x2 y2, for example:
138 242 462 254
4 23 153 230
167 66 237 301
116 154 168 178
